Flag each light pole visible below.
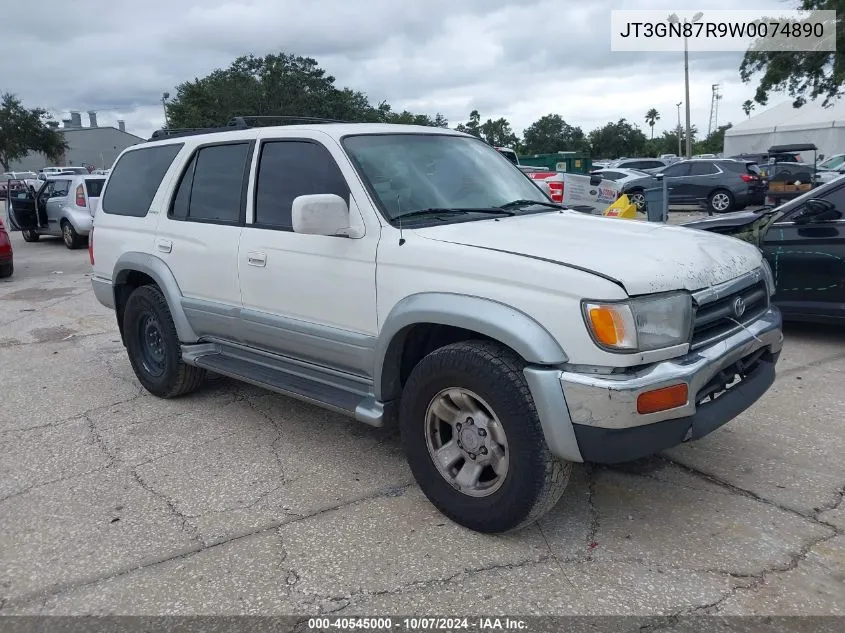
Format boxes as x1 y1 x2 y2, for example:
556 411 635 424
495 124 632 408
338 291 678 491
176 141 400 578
675 102 683 156
161 92 170 129
668 12 703 159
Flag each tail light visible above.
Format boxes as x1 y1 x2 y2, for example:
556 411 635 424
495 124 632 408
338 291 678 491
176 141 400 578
88 227 94 266
740 174 756 183
75 184 86 207
548 181 564 203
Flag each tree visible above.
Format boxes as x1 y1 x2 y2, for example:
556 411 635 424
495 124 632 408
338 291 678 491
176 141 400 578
739 0 845 108
455 110 482 137
644 108 661 139
742 99 755 117
588 119 649 158
0 93 67 171
478 117 519 148
694 123 733 155
166 52 439 128
522 114 587 154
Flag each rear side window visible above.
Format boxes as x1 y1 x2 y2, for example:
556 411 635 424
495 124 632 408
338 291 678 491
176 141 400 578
169 142 251 224
101 144 183 217
85 179 105 197
253 140 349 230
689 162 719 176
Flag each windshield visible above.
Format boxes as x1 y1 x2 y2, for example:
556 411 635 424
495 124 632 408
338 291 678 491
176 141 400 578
342 134 548 222
819 154 845 170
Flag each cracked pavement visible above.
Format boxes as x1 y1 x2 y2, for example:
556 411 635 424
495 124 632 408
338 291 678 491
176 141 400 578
1 225 844 617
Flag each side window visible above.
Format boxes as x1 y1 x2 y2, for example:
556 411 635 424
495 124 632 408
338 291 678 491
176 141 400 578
663 163 691 177
599 171 623 181
52 179 70 196
689 162 718 176
254 140 350 230
169 143 250 224
102 143 183 217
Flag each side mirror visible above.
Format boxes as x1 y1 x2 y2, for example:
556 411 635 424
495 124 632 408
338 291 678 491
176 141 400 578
589 174 602 186
794 198 838 224
291 194 361 237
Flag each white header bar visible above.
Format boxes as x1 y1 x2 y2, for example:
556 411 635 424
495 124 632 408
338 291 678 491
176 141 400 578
610 9 836 52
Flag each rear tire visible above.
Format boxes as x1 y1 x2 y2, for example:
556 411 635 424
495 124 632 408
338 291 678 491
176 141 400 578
0 262 12 278
708 189 734 214
399 340 571 533
61 220 83 249
123 285 206 398
22 230 39 242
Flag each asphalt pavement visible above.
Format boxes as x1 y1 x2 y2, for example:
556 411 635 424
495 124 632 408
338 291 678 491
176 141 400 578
1 218 843 619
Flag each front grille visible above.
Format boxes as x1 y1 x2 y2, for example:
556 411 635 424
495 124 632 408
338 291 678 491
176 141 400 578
691 280 769 350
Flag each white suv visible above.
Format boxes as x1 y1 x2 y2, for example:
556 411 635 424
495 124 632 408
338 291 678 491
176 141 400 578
90 121 783 533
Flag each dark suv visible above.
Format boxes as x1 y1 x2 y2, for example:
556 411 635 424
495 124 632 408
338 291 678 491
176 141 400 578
621 159 766 214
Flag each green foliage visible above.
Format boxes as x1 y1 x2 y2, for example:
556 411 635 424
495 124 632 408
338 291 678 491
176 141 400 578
742 100 755 117
740 0 845 107
166 52 445 129
587 119 648 158
522 114 587 154
455 110 482 137
0 93 68 171
693 123 732 155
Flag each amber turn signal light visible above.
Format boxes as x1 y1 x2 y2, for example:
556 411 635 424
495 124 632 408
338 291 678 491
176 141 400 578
636 384 689 415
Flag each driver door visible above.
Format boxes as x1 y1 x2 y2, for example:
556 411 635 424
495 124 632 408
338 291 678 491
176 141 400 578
6 181 47 231
761 185 845 313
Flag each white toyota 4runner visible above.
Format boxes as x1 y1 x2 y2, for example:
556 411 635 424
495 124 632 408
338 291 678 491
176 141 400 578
90 121 783 533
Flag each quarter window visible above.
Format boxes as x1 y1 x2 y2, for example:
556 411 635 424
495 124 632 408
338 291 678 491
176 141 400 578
101 143 183 217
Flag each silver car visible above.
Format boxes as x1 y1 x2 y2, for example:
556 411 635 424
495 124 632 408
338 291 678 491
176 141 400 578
6 174 105 248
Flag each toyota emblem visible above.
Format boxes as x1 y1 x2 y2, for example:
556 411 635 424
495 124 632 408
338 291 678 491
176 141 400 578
732 296 746 318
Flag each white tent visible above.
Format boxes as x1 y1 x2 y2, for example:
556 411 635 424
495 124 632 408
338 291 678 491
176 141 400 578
723 98 845 159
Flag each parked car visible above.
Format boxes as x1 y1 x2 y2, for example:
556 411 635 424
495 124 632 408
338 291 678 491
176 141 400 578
0 172 37 197
684 178 845 323
604 157 667 173
90 121 782 533
731 151 802 165
620 159 766 213
659 153 680 164
0 217 12 277
817 153 845 171
590 167 652 185
5 174 105 248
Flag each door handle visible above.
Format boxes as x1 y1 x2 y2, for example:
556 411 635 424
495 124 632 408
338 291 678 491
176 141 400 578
247 251 267 267
156 238 172 253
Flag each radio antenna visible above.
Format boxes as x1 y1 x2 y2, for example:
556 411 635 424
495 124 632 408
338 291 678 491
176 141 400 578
397 195 405 246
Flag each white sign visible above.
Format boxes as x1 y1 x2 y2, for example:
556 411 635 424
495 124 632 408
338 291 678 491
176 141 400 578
562 174 621 214
610 9 835 52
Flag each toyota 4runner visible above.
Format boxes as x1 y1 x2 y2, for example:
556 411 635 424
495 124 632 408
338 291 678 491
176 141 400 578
90 119 784 533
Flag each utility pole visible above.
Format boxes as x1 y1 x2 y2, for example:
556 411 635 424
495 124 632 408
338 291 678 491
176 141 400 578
708 83 722 137
668 12 703 159
676 102 683 156
161 92 170 129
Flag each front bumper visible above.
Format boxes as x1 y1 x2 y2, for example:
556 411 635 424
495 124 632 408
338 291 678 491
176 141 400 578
526 306 783 464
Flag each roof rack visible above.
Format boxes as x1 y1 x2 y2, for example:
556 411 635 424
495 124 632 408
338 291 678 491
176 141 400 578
148 115 347 141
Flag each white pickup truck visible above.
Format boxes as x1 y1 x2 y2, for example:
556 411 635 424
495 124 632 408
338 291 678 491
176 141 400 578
90 121 783 533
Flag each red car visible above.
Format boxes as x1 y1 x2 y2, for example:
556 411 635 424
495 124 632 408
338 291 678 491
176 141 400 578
0 216 13 277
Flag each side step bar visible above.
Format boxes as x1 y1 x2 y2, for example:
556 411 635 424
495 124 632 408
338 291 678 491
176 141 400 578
181 342 392 427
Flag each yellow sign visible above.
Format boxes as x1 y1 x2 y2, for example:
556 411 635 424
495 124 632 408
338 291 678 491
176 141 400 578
602 194 637 219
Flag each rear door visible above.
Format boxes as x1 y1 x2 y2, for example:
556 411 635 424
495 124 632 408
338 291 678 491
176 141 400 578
685 160 722 203
6 181 46 230
661 161 692 202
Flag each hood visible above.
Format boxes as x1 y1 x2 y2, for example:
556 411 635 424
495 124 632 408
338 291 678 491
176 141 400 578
413 211 762 296
683 209 770 232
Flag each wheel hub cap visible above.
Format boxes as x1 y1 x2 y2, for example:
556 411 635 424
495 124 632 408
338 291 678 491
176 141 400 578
424 387 509 498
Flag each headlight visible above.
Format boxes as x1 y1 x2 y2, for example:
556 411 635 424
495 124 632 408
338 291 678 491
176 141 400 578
760 259 776 296
582 292 693 352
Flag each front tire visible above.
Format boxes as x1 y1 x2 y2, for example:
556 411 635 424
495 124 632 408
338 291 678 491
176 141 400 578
22 230 39 242
399 340 571 533
123 285 206 398
61 220 83 249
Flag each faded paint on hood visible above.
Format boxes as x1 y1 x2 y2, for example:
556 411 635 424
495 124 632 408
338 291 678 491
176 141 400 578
413 211 763 296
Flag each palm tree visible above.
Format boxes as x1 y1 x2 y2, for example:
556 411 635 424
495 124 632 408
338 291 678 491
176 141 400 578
645 108 660 139
742 100 755 117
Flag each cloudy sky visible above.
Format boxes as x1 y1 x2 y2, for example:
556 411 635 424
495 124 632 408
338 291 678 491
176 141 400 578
1 0 792 141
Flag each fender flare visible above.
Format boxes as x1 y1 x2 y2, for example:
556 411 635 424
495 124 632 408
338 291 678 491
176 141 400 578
113 252 198 342
373 292 567 401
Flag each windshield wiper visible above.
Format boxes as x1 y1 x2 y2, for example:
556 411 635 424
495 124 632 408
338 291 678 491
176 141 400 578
393 207 516 221
498 199 562 210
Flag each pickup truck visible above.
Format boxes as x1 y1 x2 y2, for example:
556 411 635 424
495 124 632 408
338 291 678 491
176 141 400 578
89 120 784 533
